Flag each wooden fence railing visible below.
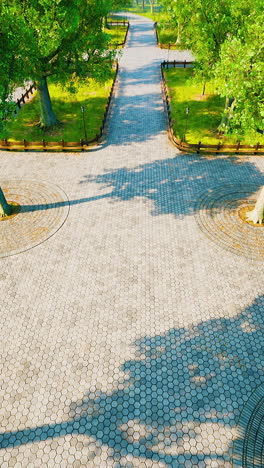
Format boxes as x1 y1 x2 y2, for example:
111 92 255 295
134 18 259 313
2 82 37 122
161 61 264 155
107 21 129 27
0 63 119 152
1 24 128 124
163 60 194 69
108 21 130 48
154 22 176 50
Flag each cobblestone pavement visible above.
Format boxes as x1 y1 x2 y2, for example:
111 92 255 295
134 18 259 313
1 13 264 468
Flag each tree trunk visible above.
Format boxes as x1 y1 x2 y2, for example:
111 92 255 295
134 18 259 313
0 187 12 218
36 76 60 128
202 82 206 95
218 97 236 133
176 23 181 44
247 186 264 224
103 15 109 29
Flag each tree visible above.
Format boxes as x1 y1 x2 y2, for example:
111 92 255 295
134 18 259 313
2 0 114 129
247 187 264 224
0 187 12 218
160 0 191 45
214 3 264 133
161 0 263 135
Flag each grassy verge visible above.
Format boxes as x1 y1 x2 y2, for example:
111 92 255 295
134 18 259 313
164 68 264 145
106 25 128 47
1 73 115 143
156 25 187 50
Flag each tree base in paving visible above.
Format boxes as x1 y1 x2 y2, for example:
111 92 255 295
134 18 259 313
247 186 264 225
0 187 13 218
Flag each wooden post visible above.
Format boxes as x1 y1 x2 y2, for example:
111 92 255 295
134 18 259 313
23 139 27 151
42 139 46 151
80 139 84 151
184 60 186 68
217 142 221 152
254 142 260 154
236 141 240 153
17 99 21 109
197 141 201 154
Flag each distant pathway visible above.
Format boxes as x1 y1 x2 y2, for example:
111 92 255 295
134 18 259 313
0 14 264 468
104 13 193 153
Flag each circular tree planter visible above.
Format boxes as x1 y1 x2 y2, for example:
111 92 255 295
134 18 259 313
233 383 264 467
0 180 69 257
195 184 264 261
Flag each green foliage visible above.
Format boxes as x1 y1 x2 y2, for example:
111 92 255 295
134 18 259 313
0 3 33 120
161 0 264 135
111 0 132 11
0 0 115 126
214 6 264 133
164 68 264 145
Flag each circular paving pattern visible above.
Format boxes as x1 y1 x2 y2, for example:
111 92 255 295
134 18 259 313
0 180 69 257
195 184 264 261
233 383 264 468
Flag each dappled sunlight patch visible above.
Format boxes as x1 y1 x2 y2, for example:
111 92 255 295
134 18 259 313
240 320 259 333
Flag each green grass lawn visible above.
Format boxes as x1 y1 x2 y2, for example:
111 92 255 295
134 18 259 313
1 73 115 143
156 25 187 49
106 25 128 47
164 68 264 145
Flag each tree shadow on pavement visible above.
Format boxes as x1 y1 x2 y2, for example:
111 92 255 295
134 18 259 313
80 154 264 218
19 155 264 216
0 295 263 467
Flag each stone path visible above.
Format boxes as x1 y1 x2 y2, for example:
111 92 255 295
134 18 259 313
1 13 264 468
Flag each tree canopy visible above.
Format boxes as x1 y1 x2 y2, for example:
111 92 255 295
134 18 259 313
160 0 264 134
0 0 115 127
